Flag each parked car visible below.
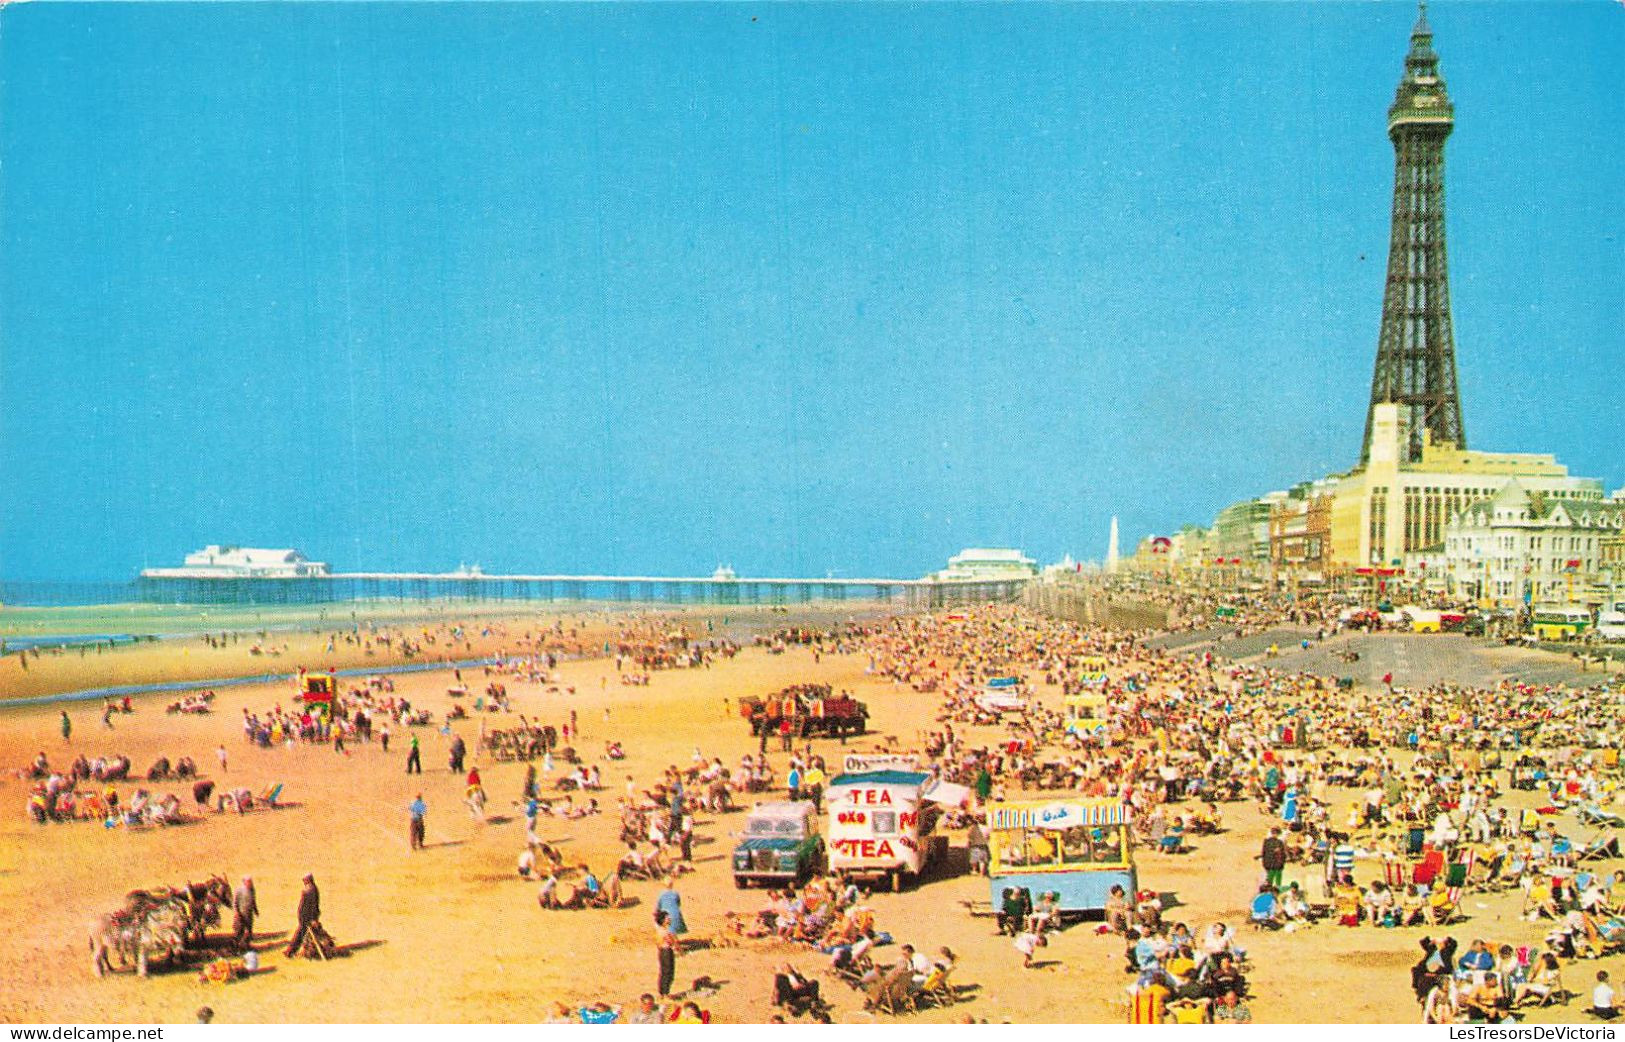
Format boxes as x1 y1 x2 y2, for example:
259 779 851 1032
732 801 823 888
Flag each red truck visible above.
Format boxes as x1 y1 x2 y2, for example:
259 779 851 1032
740 683 869 738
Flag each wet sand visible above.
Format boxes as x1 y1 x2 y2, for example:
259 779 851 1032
0 603 877 703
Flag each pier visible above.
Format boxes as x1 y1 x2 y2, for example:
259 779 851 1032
4 573 1030 610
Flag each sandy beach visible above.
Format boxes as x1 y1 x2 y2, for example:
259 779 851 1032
1 605 1618 1024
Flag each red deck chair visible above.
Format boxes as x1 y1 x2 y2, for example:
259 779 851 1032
1414 849 1445 886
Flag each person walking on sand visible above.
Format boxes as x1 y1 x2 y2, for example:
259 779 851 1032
217 744 228 774
654 910 679 998
1260 828 1287 890
406 734 422 774
523 792 540 838
60 711 71 744
232 876 259 952
409 793 427 850
284 874 321 956
466 767 486 819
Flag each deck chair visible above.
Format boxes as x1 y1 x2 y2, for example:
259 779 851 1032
1427 887 1463 925
1598 918 1625 954
1519 809 1542 835
257 783 284 808
1580 805 1625 827
838 949 877 981
868 969 915 1015
1445 861 1469 889
833 948 874 988
1384 860 1408 888
916 965 957 1008
1168 999 1210 1024
1577 834 1622 863
1414 850 1445 886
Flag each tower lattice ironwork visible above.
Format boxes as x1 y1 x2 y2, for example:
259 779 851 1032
1361 0 1467 465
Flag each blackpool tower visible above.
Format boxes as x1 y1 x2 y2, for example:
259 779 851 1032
1360 1 1467 465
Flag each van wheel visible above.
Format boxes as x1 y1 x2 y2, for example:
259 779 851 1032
887 870 900 893
734 876 748 889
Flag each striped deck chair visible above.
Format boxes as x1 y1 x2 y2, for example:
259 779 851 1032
1433 886 1464 924
1445 851 1474 889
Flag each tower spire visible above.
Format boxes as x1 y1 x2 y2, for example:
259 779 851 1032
1360 4 1466 465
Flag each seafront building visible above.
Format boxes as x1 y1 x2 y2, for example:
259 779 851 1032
1441 481 1625 608
1269 480 1338 577
141 546 331 579
1328 404 1604 572
932 548 1039 582
1211 497 1279 566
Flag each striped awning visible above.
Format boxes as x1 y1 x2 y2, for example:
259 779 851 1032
992 802 1130 830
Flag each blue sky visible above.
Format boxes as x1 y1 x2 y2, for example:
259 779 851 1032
2 1 1621 582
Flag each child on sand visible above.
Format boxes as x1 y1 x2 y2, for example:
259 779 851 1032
1014 928 1045 968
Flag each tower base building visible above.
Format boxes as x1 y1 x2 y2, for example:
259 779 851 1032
1328 403 1605 570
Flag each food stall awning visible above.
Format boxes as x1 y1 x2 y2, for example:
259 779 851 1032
921 780 971 808
992 802 1130 830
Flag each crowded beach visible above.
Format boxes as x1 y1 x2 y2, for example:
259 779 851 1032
4 599 1625 1023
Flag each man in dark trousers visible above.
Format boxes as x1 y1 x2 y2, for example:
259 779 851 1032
409 793 427 851
405 734 422 774
232 876 259 952
284 874 321 956
449 733 466 774
1259 828 1288 890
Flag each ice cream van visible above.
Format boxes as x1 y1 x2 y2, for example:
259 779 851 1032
825 769 946 891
